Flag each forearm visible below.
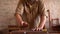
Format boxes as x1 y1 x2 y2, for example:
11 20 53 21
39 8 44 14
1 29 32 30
15 13 23 24
38 16 46 29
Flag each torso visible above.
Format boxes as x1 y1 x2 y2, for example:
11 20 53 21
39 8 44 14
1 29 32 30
22 0 39 29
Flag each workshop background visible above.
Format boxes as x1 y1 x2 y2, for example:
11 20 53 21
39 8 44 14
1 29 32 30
0 0 60 30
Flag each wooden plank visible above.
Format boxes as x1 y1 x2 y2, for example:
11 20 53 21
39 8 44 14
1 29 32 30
10 30 47 34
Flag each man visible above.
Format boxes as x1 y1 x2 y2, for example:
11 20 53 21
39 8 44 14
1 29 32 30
15 0 46 31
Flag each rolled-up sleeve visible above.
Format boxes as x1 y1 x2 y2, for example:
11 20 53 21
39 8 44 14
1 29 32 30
16 1 24 15
38 0 47 17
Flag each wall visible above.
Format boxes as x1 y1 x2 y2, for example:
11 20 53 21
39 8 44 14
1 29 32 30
43 0 60 28
0 0 19 30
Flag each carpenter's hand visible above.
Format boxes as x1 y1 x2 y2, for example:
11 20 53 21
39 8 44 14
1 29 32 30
20 21 29 28
32 27 42 31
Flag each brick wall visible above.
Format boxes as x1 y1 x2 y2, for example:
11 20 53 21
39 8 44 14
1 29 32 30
0 0 19 30
43 0 60 28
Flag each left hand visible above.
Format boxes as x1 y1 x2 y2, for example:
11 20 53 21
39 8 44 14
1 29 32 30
32 27 42 31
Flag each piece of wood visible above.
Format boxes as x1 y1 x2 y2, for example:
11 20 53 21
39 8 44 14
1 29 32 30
10 30 47 34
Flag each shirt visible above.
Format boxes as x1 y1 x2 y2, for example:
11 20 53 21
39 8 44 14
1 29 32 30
15 0 46 29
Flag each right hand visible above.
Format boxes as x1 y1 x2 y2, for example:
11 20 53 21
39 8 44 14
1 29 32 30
20 21 29 28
